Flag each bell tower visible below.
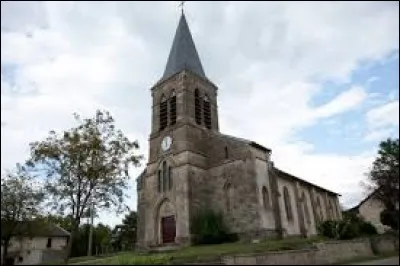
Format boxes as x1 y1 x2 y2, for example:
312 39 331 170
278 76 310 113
137 12 220 248
148 12 220 164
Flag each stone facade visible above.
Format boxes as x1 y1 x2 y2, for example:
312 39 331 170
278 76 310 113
136 13 341 250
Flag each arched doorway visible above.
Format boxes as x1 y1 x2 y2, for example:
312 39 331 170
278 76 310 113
156 199 176 244
161 216 176 244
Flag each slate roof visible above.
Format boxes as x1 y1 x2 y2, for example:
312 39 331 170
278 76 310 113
272 167 341 196
162 13 206 80
1 221 70 238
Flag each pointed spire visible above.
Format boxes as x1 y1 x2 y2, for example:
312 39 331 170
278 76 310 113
162 13 206 80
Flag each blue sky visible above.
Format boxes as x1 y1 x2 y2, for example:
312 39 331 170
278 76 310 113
1 1 399 227
300 53 399 155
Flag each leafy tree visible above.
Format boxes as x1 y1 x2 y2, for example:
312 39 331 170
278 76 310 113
111 211 138 251
0 164 45 264
27 110 143 262
368 138 399 229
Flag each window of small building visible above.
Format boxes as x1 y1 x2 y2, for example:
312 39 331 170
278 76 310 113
46 238 52 248
18 256 23 262
224 146 228 159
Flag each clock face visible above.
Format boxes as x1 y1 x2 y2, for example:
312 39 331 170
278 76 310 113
161 136 172 151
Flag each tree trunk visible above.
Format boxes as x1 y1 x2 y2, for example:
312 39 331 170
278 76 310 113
2 239 10 265
64 219 80 263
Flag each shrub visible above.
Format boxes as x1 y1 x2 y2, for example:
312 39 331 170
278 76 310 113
380 209 399 230
190 208 237 245
318 213 378 240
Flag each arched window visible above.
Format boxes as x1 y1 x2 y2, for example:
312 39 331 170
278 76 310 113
162 161 167 193
224 183 233 212
224 146 228 159
158 170 162 193
283 187 293 221
168 166 172 191
159 95 168 131
262 186 270 209
169 91 177 126
302 193 310 225
194 89 202 125
203 94 211 129
157 162 172 193
316 197 322 222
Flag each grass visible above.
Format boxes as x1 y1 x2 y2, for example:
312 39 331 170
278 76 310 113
41 251 132 265
69 236 326 265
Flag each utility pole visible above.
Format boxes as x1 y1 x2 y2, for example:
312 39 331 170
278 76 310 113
87 200 94 256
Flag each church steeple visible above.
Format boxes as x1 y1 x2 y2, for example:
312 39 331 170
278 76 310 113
162 13 206 80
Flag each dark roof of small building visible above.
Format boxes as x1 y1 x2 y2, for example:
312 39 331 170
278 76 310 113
1 221 70 238
345 190 378 213
162 13 206 81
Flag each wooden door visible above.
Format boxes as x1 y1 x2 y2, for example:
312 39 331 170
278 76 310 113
161 216 176 244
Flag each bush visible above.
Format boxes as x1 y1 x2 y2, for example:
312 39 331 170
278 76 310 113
318 213 377 240
380 209 399 230
190 208 238 245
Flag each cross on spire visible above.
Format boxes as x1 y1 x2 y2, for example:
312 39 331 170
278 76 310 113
179 1 185 15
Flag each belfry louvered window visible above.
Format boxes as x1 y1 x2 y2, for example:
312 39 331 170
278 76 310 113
203 94 211 129
169 91 177 125
159 95 168 131
195 89 202 125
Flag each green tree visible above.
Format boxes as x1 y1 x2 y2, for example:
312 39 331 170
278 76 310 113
368 138 399 230
1 164 45 264
27 110 143 262
111 211 138 251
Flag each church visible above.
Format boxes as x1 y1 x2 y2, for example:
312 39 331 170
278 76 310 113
136 12 342 249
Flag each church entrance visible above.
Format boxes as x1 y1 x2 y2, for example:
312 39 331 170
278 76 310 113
161 216 176 244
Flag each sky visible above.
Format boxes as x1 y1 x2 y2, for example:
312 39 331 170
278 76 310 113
1 1 399 227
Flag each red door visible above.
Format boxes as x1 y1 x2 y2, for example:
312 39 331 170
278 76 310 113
161 216 176 244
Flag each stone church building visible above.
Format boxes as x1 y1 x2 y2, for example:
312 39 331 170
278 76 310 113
136 13 342 249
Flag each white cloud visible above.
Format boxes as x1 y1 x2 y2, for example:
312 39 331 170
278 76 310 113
366 101 400 129
1 2 399 226
314 86 367 118
363 100 399 143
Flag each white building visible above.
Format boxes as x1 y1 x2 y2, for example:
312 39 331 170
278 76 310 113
1 222 70 265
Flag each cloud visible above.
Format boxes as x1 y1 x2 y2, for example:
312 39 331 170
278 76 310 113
1 2 399 226
314 86 367 118
366 101 400 129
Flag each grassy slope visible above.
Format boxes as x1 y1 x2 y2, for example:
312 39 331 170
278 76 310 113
69 236 325 265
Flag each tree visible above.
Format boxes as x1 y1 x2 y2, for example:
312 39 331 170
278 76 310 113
368 138 399 230
1 164 44 264
111 211 137 251
27 110 143 262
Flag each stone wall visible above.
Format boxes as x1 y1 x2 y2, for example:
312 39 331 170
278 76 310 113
316 239 373 264
222 236 398 265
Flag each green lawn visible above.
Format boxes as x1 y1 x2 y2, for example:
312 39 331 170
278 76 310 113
69 236 325 265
